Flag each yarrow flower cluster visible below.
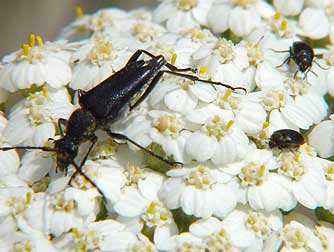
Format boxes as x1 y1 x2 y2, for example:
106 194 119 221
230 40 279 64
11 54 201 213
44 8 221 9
0 1 334 251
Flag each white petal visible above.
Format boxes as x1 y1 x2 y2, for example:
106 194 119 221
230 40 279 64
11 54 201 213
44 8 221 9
159 178 184 209
19 151 54 184
228 7 261 37
189 83 217 103
45 57 71 87
138 172 163 201
164 88 197 113
273 0 304 16
185 132 216 162
299 8 329 39
248 174 296 211
308 119 334 158
114 187 148 217
180 186 216 218
292 173 327 209
207 5 231 33
212 184 237 217
32 123 55 146
189 217 222 237
255 62 284 90
281 102 313 129
237 102 267 134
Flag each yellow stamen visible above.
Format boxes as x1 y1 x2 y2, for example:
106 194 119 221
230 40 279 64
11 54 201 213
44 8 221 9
212 115 220 123
222 89 232 101
274 12 281 20
28 34 35 47
171 53 177 65
25 192 31 204
199 66 207 74
226 120 234 130
293 153 300 162
36 35 43 46
258 165 265 177
281 19 288 30
72 228 81 239
21 43 30 56
262 121 269 129
76 6 84 18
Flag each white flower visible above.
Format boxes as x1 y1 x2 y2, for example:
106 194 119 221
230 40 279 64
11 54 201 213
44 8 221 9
192 38 249 89
53 219 138 252
258 88 327 132
160 164 237 218
189 217 241 251
279 213 325 252
3 86 74 146
70 33 132 90
222 205 283 250
0 215 57 252
154 0 212 32
0 35 72 92
117 200 178 250
224 148 297 211
299 7 330 39
308 114 334 158
0 113 20 177
273 0 304 16
24 188 99 237
59 7 129 41
185 106 249 164
207 0 272 36
160 232 205 251
0 186 32 219
277 151 327 209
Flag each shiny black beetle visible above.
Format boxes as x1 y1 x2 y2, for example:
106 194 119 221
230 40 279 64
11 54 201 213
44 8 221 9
275 41 327 79
269 129 305 150
0 49 246 199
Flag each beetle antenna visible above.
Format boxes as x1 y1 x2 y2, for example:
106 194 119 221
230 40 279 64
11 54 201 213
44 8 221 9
70 161 107 202
0 146 56 152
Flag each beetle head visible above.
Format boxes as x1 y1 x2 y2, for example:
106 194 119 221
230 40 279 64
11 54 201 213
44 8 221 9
54 137 78 172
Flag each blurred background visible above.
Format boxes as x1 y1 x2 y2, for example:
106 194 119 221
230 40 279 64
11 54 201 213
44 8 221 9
0 0 157 57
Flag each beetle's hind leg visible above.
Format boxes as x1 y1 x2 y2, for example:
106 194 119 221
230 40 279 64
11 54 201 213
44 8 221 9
105 129 183 167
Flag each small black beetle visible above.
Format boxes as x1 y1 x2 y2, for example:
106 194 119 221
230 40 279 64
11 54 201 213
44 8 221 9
269 129 305 150
274 41 327 79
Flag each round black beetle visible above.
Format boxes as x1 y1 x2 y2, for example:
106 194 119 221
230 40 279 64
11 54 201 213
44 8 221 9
269 129 305 150
290 41 314 74
275 41 324 79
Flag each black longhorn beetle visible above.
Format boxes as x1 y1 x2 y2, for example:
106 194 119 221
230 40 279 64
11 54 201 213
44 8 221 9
274 41 328 79
0 49 246 200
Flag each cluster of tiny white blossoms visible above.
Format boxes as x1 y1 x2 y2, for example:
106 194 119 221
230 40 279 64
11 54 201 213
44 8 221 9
0 0 334 251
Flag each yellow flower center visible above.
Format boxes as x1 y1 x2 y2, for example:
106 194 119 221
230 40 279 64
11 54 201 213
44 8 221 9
239 162 268 186
205 115 234 141
186 165 216 190
177 0 198 11
214 38 234 64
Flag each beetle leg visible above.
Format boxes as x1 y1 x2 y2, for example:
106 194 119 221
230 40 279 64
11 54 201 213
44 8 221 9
161 70 247 93
128 49 196 73
58 118 68 136
310 69 318 78
68 135 98 185
313 60 330 70
276 56 291 69
130 72 163 111
105 129 183 167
